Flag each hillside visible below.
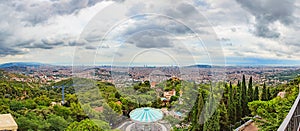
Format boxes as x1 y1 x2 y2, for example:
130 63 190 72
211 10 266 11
0 72 119 131
248 77 300 130
0 62 47 68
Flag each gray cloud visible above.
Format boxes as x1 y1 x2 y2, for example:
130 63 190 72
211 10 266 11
165 2 199 20
0 46 25 57
18 42 54 49
217 38 231 42
115 1 212 50
0 30 26 56
14 38 65 49
80 0 215 52
114 14 195 49
126 30 173 48
68 40 86 46
0 0 110 56
85 45 97 50
236 0 296 38
4 0 124 25
123 17 193 37
85 45 109 50
41 39 64 46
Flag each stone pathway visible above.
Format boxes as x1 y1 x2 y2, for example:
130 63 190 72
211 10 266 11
117 121 169 131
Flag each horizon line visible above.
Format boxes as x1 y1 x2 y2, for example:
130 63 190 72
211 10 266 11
0 61 300 67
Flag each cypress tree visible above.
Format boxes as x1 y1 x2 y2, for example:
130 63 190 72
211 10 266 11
237 80 241 91
261 82 267 101
267 87 271 100
191 90 204 131
235 81 242 122
208 93 215 116
241 75 248 116
219 102 229 131
197 90 205 130
223 83 229 105
203 110 220 131
248 76 254 102
228 82 235 124
203 89 219 131
191 93 199 126
253 86 259 101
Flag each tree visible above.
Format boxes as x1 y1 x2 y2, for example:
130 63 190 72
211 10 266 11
235 81 242 122
248 76 254 102
10 99 37 111
248 77 300 130
228 82 235 124
65 94 78 107
17 116 42 131
65 119 103 131
53 105 72 120
241 75 248 116
108 101 122 115
219 102 229 130
170 95 179 102
254 86 259 101
203 107 220 131
208 93 215 116
115 91 121 99
144 80 150 87
46 114 68 131
267 87 271 100
16 112 50 131
261 83 267 101
34 95 51 106
70 102 87 121
92 119 111 130
190 89 205 131
102 103 119 126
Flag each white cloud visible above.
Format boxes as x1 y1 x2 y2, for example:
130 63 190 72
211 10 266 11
0 0 113 64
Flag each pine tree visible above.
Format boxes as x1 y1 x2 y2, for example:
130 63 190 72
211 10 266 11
241 75 248 116
248 76 253 102
253 86 259 101
261 82 267 101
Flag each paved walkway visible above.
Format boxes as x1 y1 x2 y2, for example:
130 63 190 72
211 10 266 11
117 121 168 131
157 123 168 131
116 121 133 131
242 122 258 131
125 123 133 131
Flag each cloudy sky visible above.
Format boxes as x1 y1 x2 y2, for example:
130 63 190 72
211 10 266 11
0 0 299 66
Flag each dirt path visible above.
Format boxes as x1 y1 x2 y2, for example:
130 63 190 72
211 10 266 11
242 122 259 131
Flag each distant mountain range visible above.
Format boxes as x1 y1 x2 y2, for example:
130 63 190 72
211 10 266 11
0 62 49 68
185 64 212 68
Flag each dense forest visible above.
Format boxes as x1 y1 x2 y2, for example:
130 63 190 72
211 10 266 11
0 70 120 131
0 69 299 131
179 75 300 131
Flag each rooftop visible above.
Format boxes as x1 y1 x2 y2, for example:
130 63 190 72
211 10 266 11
0 114 18 130
129 107 163 123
